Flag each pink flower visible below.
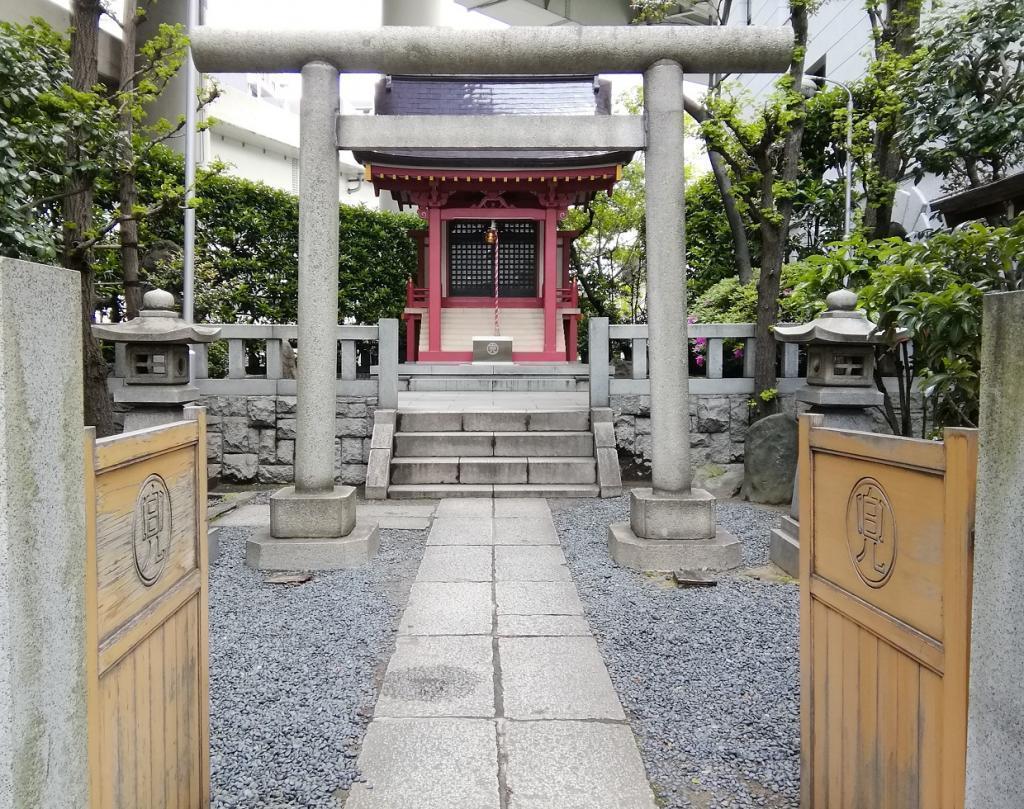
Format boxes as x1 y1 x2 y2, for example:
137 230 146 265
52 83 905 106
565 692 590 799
695 355 706 367
694 337 707 348
732 347 744 359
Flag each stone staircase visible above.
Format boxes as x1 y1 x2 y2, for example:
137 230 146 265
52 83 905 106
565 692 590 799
365 409 623 499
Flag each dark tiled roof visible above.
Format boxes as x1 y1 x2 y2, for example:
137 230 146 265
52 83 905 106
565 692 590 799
355 74 630 170
375 75 612 117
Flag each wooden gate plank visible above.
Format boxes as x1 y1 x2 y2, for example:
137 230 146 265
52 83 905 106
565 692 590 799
856 629 879 809
799 415 976 809
86 411 210 809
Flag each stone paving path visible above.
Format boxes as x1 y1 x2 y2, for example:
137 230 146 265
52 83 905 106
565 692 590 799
345 497 657 809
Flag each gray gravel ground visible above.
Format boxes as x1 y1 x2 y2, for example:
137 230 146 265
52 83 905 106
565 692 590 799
550 495 799 809
208 526 426 809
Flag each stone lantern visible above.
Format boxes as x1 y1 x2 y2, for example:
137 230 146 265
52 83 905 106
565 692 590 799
768 288 908 575
94 289 220 432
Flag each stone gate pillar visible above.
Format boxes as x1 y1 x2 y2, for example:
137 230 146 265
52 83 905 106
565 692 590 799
965 289 1024 807
246 61 378 569
0 258 89 809
608 60 741 574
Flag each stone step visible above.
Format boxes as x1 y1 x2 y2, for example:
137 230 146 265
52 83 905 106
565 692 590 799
394 431 595 458
397 410 591 433
388 483 600 499
407 376 580 392
390 456 596 485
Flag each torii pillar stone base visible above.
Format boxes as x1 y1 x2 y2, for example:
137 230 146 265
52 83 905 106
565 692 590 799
609 488 742 573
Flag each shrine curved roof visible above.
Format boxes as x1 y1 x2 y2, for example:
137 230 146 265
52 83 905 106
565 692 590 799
353 74 636 170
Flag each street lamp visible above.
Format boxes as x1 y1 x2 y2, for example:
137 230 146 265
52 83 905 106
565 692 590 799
801 74 854 240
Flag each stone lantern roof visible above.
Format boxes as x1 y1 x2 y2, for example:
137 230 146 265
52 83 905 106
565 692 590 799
775 289 908 345
93 289 221 344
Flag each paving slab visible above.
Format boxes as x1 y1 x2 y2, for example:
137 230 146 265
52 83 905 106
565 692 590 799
503 720 658 809
426 517 494 546
213 503 269 527
496 614 593 637
493 498 552 518
345 718 499 809
358 503 434 530
416 546 493 582
496 582 584 616
499 636 625 720
436 498 494 518
400 582 493 636
375 636 494 718
493 517 559 546
495 546 571 582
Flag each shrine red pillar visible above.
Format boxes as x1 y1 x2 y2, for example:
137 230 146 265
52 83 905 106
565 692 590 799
427 206 442 354
543 207 558 355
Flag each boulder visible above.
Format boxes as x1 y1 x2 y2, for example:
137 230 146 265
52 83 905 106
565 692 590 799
741 413 798 504
694 463 745 500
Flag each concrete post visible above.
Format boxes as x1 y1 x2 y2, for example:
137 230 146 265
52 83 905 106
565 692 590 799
250 61 380 571
643 60 691 495
294 60 341 494
588 316 609 408
0 258 88 809
382 0 443 26
377 318 399 410
607 61 741 574
965 290 1024 808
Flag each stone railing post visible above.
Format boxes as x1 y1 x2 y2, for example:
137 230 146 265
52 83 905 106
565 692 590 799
631 337 648 380
377 318 399 410
588 316 609 408
0 258 89 809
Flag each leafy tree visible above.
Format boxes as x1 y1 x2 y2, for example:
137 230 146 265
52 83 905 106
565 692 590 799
901 0 1024 203
693 0 813 416
1 10 196 434
564 159 648 324
785 218 1024 435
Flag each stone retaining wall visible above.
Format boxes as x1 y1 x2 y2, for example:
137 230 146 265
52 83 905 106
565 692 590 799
611 393 795 481
613 390 922 483
202 394 378 485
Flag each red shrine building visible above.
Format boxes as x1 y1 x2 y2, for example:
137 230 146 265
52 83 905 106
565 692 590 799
354 75 636 363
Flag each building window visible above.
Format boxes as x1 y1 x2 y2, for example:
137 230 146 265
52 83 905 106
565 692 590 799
447 220 538 297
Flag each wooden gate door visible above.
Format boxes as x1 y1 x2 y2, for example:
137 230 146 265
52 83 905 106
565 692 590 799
84 407 210 809
799 414 976 809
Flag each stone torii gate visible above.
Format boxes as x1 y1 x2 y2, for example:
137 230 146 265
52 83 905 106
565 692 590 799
190 24 792 569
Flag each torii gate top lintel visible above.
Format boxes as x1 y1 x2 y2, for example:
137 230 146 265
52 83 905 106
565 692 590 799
190 25 794 76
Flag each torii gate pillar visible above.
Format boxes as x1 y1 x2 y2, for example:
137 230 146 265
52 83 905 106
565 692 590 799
607 60 742 573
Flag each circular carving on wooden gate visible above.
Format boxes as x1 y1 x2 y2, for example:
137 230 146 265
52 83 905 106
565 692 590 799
133 474 172 586
486 341 500 356
845 477 897 588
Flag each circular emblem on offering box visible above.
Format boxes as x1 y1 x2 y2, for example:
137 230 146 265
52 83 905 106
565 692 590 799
486 341 500 356
133 474 171 586
845 477 896 588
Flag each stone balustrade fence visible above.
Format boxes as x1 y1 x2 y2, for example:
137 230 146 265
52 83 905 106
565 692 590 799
103 317 902 486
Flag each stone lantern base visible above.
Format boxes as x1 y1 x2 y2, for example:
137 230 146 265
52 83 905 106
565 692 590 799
608 487 742 573
768 384 885 577
245 485 379 570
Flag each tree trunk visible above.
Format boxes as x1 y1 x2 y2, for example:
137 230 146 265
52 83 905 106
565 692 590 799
753 225 783 416
751 1 809 416
708 150 754 284
864 0 922 239
66 0 117 436
683 94 754 284
120 0 142 319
